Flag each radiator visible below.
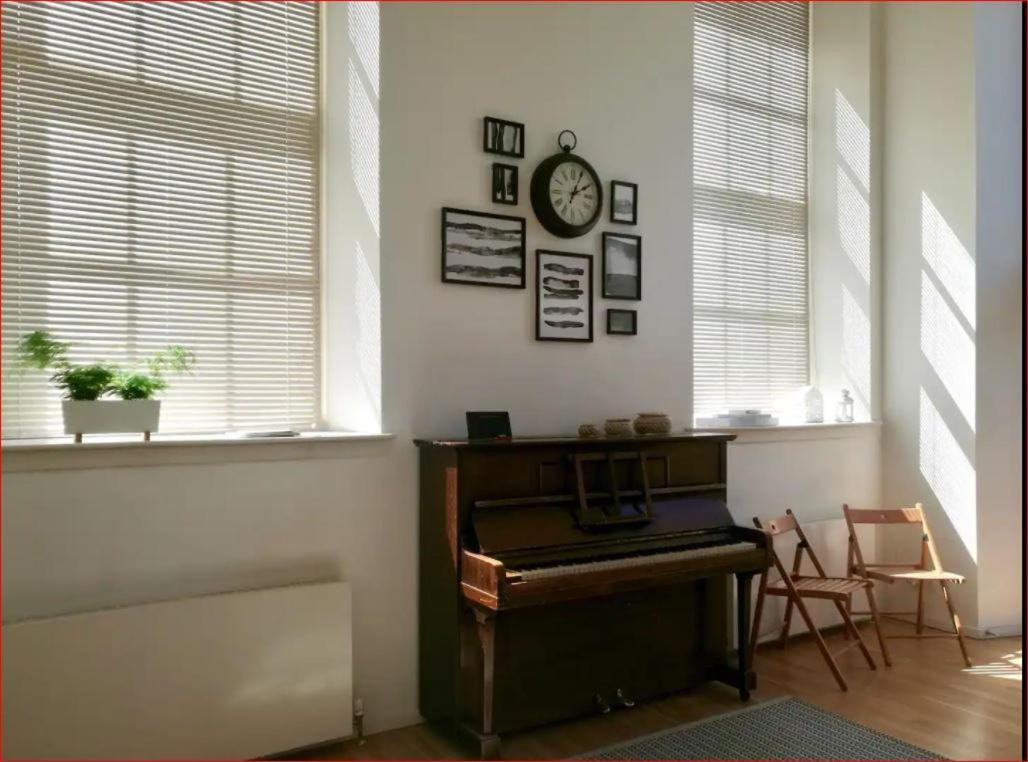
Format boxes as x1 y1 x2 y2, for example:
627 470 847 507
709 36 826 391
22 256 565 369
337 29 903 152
2 581 353 759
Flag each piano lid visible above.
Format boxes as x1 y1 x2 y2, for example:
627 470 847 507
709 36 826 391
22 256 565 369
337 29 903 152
472 495 736 556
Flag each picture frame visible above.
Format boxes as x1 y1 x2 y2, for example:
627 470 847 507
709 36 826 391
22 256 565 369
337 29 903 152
602 232 642 300
441 207 526 289
536 250 593 342
491 163 518 205
483 116 525 158
610 180 638 225
606 308 637 336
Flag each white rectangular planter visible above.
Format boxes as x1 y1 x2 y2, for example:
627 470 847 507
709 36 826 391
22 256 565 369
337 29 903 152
62 399 161 441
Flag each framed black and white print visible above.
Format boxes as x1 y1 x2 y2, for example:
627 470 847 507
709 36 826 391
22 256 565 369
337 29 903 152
441 207 526 289
492 163 518 205
607 308 637 335
602 232 642 300
610 180 638 224
483 116 524 158
536 250 593 342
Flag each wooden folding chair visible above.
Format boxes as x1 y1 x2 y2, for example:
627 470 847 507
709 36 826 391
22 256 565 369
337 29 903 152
750 509 888 692
843 503 971 667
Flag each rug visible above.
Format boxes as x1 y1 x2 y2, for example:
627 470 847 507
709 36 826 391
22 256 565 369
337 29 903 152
579 696 943 760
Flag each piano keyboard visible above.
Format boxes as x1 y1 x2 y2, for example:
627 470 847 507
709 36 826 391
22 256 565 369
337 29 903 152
513 540 759 582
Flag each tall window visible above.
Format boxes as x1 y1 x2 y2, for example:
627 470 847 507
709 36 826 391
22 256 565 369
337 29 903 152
692 2 809 417
1 1 320 437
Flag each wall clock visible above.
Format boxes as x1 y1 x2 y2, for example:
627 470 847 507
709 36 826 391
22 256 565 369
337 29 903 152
530 130 603 238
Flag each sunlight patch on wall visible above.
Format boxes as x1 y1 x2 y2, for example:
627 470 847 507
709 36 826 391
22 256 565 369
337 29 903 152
354 240 382 425
919 388 976 562
922 193 975 329
834 90 869 192
348 1 379 98
348 59 379 237
842 285 871 415
920 272 975 430
836 166 870 284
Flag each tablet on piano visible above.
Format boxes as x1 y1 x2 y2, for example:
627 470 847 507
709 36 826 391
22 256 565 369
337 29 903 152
466 411 512 441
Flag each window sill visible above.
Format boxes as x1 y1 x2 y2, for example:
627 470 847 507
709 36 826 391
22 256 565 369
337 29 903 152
2 431 395 473
687 421 881 444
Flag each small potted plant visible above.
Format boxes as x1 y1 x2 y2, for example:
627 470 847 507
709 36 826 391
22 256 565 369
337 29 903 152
17 331 195 442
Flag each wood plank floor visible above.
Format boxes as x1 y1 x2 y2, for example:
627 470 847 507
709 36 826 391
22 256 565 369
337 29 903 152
299 621 1022 760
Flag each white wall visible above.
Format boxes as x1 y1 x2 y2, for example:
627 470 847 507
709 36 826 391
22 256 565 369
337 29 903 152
4 2 885 742
880 1 977 626
972 2 1022 635
810 2 882 424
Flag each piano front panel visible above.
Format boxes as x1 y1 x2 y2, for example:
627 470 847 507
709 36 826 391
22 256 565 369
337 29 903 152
459 578 727 735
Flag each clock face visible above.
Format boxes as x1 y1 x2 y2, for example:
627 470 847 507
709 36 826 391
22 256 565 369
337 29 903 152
548 161 599 226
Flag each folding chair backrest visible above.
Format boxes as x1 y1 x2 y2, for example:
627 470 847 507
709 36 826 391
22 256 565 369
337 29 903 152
754 509 830 580
843 502 939 575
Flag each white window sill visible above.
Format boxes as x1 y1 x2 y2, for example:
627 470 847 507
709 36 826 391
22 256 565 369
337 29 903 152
2 431 395 473
688 420 881 444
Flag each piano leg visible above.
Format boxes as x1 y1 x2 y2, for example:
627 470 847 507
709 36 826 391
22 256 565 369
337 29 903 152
472 607 501 759
736 571 755 701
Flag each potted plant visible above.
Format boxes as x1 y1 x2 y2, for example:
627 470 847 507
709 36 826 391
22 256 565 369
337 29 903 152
16 331 195 442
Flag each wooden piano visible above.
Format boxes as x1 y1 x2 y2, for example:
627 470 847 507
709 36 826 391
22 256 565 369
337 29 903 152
415 433 771 757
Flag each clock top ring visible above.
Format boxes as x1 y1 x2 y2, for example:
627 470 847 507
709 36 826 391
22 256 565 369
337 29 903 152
557 130 577 153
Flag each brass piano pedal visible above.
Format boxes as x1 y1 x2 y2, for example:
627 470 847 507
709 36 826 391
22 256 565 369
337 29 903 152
615 688 635 708
594 693 612 714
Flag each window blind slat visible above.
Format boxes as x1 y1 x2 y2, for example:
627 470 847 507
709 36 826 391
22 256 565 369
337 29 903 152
2 0 320 438
692 2 809 417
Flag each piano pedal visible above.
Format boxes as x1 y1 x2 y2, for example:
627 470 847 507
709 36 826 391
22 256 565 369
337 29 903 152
614 688 635 708
594 693 612 714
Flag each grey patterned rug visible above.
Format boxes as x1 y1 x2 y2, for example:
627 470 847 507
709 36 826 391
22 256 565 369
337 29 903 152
579 697 944 760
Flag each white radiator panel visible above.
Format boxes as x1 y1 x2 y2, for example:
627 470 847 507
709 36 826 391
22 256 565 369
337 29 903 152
2 581 353 760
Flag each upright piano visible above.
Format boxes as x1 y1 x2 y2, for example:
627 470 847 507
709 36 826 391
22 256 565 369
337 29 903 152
415 433 771 757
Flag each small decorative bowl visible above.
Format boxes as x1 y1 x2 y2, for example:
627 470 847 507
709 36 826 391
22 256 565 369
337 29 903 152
604 418 633 437
633 412 672 435
578 423 601 438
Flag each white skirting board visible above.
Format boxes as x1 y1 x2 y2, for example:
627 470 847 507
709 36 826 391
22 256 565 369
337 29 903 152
2 581 353 760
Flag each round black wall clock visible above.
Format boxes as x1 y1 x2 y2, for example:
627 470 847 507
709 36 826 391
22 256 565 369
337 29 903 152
530 130 603 238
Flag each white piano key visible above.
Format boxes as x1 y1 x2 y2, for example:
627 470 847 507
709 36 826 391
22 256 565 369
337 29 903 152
514 541 758 582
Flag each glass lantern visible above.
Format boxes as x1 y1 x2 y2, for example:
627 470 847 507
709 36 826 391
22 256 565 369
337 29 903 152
836 389 854 423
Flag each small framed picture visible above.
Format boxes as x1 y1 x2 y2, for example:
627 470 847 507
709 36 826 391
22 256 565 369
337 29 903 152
610 180 638 224
607 309 637 336
492 163 518 205
536 250 593 342
483 116 524 158
602 232 642 300
441 207 526 289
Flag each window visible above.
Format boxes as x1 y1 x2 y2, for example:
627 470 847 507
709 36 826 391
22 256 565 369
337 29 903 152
1 1 320 437
692 2 809 417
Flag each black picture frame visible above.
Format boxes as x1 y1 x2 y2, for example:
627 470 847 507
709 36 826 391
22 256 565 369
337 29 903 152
610 180 638 224
466 411 512 440
535 250 593 343
491 163 518 205
606 308 637 336
483 116 525 158
441 207 526 289
602 232 642 300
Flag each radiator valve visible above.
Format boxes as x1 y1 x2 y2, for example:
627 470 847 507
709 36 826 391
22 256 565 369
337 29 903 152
354 697 366 746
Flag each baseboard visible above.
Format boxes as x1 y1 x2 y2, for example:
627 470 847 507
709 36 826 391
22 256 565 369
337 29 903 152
962 623 1022 639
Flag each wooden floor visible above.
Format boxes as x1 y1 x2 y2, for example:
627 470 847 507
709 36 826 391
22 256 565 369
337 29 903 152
300 621 1022 760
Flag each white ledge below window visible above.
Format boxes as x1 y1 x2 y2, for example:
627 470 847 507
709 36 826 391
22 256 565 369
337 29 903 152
688 420 881 444
2 431 395 473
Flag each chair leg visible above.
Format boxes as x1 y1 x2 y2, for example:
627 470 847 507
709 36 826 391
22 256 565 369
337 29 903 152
865 583 892 667
749 570 768 665
939 581 972 667
778 596 795 648
916 580 925 634
831 599 876 670
843 593 852 639
792 594 848 691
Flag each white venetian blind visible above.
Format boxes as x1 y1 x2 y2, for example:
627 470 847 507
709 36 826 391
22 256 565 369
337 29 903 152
1 1 320 437
692 2 809 417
